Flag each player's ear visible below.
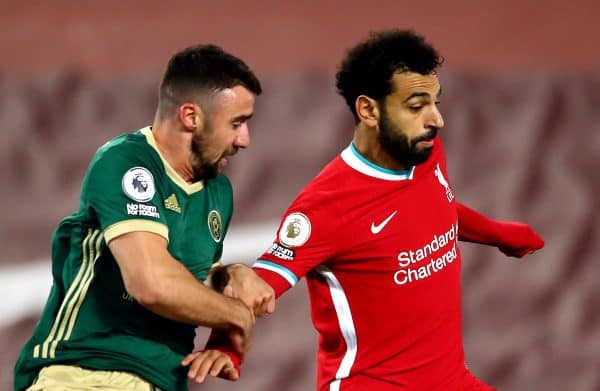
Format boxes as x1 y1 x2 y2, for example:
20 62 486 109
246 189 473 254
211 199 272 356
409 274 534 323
178 103 204 132
355 95 379 127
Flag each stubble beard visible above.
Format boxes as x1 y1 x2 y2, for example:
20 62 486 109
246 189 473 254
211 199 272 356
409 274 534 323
377 110 437 168
190 125 220 181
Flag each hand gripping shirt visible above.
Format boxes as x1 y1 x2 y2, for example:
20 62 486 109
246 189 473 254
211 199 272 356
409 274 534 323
14 127 233 391
254 139 487 390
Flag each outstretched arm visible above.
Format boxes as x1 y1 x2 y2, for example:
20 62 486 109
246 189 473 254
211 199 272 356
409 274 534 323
456 202 544 258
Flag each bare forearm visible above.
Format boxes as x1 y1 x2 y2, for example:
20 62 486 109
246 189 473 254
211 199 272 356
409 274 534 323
109 232 252 332
140 259 250 330
210 263 276 316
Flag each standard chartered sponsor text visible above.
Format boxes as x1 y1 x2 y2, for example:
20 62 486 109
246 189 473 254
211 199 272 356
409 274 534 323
394 223 458 285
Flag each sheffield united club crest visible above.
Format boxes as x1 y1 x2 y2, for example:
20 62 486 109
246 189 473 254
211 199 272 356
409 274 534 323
208 210 222 242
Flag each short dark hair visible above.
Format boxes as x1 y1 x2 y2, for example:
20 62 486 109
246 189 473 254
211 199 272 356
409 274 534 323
158 44 262 117
335 29 442 122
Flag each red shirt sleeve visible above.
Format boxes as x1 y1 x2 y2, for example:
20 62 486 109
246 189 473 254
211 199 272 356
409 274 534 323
252 188 340 293
253 267 292 298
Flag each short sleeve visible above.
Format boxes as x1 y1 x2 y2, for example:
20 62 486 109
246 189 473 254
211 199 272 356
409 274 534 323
82 145 169 243
253 190 339 289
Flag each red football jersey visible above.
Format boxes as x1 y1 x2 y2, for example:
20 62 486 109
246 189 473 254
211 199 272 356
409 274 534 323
255 139 492 390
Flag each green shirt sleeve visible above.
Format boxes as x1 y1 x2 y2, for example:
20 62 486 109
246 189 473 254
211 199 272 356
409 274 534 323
82 142 169 243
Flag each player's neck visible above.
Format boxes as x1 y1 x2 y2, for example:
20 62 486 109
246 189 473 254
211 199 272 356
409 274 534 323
151 120 196 183
352 127 409 171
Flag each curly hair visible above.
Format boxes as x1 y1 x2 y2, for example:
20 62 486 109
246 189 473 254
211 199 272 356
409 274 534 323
158 44 262 118
335 29 442 122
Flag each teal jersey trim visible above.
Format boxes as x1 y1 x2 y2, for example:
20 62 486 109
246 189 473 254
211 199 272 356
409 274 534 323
349 143 415 178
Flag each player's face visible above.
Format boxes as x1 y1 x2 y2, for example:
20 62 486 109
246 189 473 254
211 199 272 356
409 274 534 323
191 86 255 180
378 72 444 167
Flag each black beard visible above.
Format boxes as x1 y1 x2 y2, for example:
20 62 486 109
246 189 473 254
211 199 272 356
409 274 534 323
190 130 220 181
377 110 437 168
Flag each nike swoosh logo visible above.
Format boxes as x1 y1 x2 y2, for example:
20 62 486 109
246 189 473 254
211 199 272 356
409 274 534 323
371 210 398 234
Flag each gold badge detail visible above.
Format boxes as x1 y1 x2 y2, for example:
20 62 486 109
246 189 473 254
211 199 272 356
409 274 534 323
164 194 181 213
278 212 311 247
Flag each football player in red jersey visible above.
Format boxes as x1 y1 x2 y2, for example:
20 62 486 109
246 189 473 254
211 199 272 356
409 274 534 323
185 30 544 390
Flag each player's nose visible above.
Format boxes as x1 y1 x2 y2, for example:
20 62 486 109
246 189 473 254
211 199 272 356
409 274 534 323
234 124 250 149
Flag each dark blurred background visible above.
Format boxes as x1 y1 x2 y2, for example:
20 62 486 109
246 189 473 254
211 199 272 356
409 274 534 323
1 1 599 390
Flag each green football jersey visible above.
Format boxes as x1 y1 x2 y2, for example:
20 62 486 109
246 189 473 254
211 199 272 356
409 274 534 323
14 127 233 391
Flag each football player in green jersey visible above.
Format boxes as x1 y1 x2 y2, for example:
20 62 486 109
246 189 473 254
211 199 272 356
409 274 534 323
14 44 272 391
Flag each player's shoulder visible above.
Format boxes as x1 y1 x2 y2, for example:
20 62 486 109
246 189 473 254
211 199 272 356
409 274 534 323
90 128 158 169
82 128 164 195
288 158 346 211
95 129 151 159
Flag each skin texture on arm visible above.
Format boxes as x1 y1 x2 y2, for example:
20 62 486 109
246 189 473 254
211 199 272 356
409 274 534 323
209 263 277 316
181 349 239 383
108 231 254 353
186 266 284 384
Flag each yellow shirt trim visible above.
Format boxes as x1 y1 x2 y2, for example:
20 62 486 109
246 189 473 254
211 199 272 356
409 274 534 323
140 126 204 195
104 219 169 243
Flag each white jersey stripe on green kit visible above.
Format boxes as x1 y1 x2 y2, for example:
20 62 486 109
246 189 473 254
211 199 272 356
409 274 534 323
34 229 101 359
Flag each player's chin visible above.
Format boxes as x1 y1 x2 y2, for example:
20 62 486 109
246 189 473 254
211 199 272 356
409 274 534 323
410 148 433 166
415 144 434 154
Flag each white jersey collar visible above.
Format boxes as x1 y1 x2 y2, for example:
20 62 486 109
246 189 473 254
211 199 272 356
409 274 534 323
340 143 415 181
